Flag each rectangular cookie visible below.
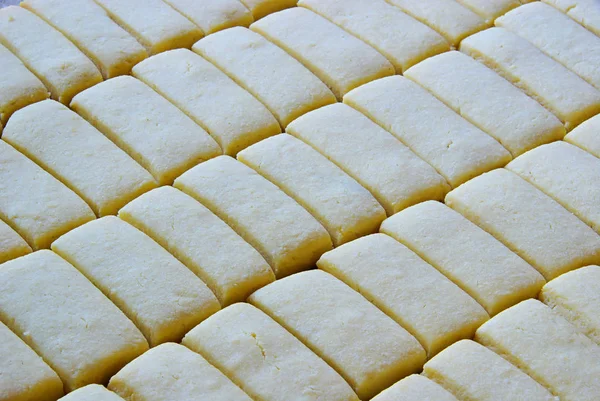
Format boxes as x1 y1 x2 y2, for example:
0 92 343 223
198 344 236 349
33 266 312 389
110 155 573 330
460 27 600 130
344 76 511 187
132 49 280 155
298 0 449 73
59 385 124 401
51 216 220 346
455 0 520 22
475 299 600 401
118 186 275 306
250 8 394 99
248 270 426 399
371 375 458 401
0 140 95 250
404 51 565 156
182 303 359 401
542 0 600 37
317 234 488 357
0 43 48 124
21 0 147 78
0 6 102 104
174 156 332 278
286 103 450 215
70 76 221 185
0 218 31 265
0 250 148 391
0 321 64 401
192 27 335 127
445 169 600 280
94 0 202 55
2 100 157 216
162 0 253 35
381 201 545 316
507 141 600 233
564 113 600 158
238 0 297 20
238 134 386 246
108 343 252 401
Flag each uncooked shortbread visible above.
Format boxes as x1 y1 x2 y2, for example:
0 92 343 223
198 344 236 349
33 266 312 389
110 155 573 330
118 186 275 306
0 140 95 250
238 134 386 246
317 234 488 356
162 0 253 35
3 100 157 216
564 113 600 158
238 0 297 20
461 27 600 130
108 343 252 401
0 251 148 391
0 43 48 124
404 51 565 156
371 375 458 401
475 299 600 401
387 0 488 46
344 76 511 187
0 219 31 265
423 340 557 401
0 321 64 401
182 303 359 401
70 76 221 185
52 216 220 346
132 49 280 155
21 0 147 78
286 103 450 215
540 265 600 345
94 0 202 55
249 270 426 400
174 156 332 277
0 7 101 104
193 27 335 127
542 0 600 37
445 169 600 280
380 201 545 316
251 8 394 99
507 141 600 233
59 385 124 401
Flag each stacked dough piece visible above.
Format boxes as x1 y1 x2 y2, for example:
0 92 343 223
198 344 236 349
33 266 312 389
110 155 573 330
1 0 600 400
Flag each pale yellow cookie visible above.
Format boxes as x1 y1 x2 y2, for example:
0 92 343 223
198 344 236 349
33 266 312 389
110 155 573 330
542 0 600 37
59 385 124 401
456 0 520 22
238 0 297 20
371 375 458 401
0 218 31 265
564 113 600 158
162 0 253 35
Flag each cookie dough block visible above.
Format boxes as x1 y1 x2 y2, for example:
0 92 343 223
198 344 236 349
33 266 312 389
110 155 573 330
3 100 157 216
0 7 101 104
0 251 149 391
0 141 95 250
317 234 488 357
344 76 511 187
424 340 556 401
0 218 31 265
381 201 545 316
404 51 565 156
540 265 600 345
507 142 600 233
21 0 147 78
193 27 335 127
132 49 280 156
118 186 275 306
59 385 124 401
446 169 600 280
174 156 332 277
497 3 600 91
182 303 359 401
372 375 458 401
0 43 48 124
476 299 600 401
287 103 450 215
456 0 520 22
239 0 297 20
108 343 252 401
564 113 600 158
461 28 600 130
238 134 386 246
542 0 600 37
298 0 449 73
71 76 221 185
52 217 220 346
94 0 202 55
387 0 488 46
162 0 253 35
251 8 394 99
0 321 64 401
